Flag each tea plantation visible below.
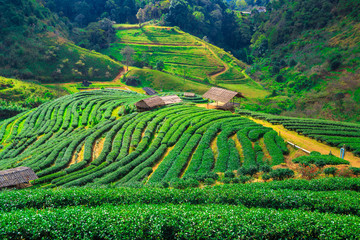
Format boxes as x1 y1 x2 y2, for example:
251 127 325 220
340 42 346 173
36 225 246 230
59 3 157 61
1 90 360 239
0 90 289 187
101 25 268 97
238 109 360 157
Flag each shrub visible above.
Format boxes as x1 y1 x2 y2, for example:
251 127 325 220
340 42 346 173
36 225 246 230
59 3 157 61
238 165 258 176
269 168 294 181
222 177 232 184
171 178 200 189
204 178 215 185
237 175 252 184
324 167 337 177
314 159 327 169
156 60 164 71
260 164 272 173
298 164 320 180
329 54 342 70
289 59 297 67
224 171 235 178
275 75 284 83
262 174 271 182
350 167 360 176
337 168 352 178
232 178 240 183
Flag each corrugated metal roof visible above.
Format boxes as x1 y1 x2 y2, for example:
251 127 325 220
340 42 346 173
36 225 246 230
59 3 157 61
160 95 182 105
135 96 165 109
143 87 158 95
0 167 38 188
203 87 245 103
184 92 196 97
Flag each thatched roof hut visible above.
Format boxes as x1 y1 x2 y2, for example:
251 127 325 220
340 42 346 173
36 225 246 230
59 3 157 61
135 95 182 110
143 87 158 95
184 92 195 97
161 95 182 105
203 87 245 103
135 96 165 110
0 167 38 188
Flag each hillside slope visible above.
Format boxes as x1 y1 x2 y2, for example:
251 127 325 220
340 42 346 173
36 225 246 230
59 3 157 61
0 0 123 82
0 76 64 120
243 0 360 121
102 25 268 98
1 90 357 188
0 90 291 187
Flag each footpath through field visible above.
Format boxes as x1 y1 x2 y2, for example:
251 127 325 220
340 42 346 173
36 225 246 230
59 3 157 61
248 117 360 167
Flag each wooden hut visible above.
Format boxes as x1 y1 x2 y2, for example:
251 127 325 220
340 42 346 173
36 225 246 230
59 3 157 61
135 96 165 110
161 95 182 105
143 87 158 96
0 167 38 189
184 92 195 97
202 87 245 110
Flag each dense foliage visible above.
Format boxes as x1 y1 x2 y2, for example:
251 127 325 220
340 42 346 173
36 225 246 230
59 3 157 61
0 0 123 82
238 109 360 156
1 178 360 214
2 204 360 239
0 76 63 120
0 91 288 187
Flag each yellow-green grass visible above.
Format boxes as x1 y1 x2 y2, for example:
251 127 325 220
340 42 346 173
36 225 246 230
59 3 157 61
0 76 64 102
103 24 268 99
113 24 141 29
44 69 145 94
218 83 270 99
126 68 210 93
102 44 222 81
102 26 223 80
115 26 200 45
28 37 123 83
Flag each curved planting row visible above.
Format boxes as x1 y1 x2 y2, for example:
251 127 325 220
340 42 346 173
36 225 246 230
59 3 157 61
0 90 289 187
237 109 360 156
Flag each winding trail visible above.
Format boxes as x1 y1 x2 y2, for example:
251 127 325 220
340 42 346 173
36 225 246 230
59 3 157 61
204 45 229 80
119 26 231 81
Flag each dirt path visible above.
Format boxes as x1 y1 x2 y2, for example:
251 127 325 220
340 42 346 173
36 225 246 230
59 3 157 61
204 44 229 80
248 117 360 167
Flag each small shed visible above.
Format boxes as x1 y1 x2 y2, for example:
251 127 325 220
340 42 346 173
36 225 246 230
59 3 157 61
143 87 158 96
161 95 182 105
135 96 165 110
202 87 245 110
0 167 38 189
184 92 195 97
82 80 92 87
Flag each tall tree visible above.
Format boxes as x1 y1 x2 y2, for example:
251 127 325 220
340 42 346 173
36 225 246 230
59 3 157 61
136 8 145 27
121 46 134 71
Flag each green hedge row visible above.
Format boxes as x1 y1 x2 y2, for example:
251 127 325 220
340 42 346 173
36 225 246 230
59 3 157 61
2 179 360 215
2 204 360 239
264 131 285 166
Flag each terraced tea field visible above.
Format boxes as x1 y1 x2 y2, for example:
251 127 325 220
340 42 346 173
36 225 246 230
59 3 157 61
238 110 360 166
102 25 268 98
2 91 360 239
0 90 290 187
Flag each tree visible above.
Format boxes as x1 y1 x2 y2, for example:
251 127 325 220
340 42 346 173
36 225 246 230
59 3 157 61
136 8 145 27
179 66 188 84
156 60 164 71
121 47 134 71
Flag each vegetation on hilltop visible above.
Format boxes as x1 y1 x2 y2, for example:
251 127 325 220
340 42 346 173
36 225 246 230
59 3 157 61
102 24 268 98
237 0 360 121
0 76 63 120
1 91 359 189
0 90 289 188
0 0 123 82
2 178 360 238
